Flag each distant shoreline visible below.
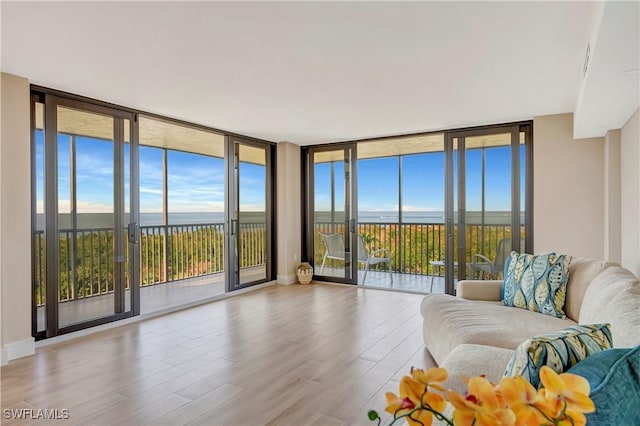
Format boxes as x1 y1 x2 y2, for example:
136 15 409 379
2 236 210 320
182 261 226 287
36 211 522 229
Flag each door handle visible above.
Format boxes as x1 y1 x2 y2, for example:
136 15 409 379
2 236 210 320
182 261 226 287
349 218 356 233
127 222 139 244
230 219 238 236
446 219 453 236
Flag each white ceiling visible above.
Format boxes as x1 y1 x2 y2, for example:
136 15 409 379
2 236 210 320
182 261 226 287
574 1 640 139
2 1 600 144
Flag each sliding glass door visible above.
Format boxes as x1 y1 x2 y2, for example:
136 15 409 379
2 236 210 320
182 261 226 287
227 137 274 290
305 144 357 284
34 94 137 338
137 116 228 314
356 135 446 291
446 125 531 293
303 124 532 295
32 88 276 340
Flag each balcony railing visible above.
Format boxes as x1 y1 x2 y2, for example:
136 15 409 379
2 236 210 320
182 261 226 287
34 220 524 307
33 222 266 306
315 222 524 276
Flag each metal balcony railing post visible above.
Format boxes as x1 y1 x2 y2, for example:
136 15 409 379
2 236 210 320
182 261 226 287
161 226 167 283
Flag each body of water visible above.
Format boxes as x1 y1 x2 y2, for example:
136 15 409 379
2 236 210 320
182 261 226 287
38 211 522 229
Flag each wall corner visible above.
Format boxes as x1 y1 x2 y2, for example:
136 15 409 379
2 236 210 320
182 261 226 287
604 129 621 262
276 142 302 285
1 72 33 362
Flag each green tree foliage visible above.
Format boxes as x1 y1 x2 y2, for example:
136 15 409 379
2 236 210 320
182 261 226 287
34 222 525 306
34 223 267 306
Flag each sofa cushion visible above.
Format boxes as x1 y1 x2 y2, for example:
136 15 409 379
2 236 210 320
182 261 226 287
567 346 640 425
502 252 571 318
564 257 617 322
440 344 515 395
421 294 576 365
502 323 612 388
579 266 640 348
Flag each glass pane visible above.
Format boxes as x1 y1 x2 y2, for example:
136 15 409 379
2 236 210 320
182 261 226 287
124 119 131 313
465 133 513 281
356 132 446 292
138 116 226 314
452 138 460 285
402 151 446 293
520 133 526 252
465 146 483 275
139 146 164 226
167 151 223 225
313 149 350 280
75 135 114 228
138 116 224 157
57 134 72 230
238 144 267 285
358 156 398 222
34 102 46 332
356 156 397 286
57 106 116 327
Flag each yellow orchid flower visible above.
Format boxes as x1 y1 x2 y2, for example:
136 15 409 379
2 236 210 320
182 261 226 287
556 409 587 426
370 366 596 426
411 367 448 391
385 376 423 415
538 366 595 414
385 375 448 426
405 407 439 426
500 375 561 426
448 376 516 426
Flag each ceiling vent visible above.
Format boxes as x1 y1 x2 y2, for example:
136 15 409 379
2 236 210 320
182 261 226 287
583 42 590 79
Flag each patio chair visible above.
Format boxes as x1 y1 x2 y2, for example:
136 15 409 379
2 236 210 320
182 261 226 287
319 232 350 274
468 237 525 279
357 234 393 285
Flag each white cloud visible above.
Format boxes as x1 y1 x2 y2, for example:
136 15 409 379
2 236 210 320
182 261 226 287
168 200 225 213
140 206 163 213
58 199 114 213
140 186 163 195
402 205 440 212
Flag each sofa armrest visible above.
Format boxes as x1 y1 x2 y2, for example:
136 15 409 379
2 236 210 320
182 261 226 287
456 280 503 301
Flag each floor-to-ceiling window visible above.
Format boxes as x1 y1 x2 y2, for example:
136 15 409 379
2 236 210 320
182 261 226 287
356 134 448 292
32 93 136 338
230 139 273 289
450 126 530 294
307 146 354 282
31 88 275 339
137 116 228 314
303 123 532 294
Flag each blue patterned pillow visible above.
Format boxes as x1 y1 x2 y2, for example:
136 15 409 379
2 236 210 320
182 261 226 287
567 346 640 424
503 323 612 388
502 251 572 318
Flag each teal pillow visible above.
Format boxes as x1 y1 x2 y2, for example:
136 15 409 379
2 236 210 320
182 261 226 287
502 252 571 318
567 346 640 424
503 324 612 388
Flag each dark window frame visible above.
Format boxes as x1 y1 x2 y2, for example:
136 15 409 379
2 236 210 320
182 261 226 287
301 121 534 294
30 85 277 340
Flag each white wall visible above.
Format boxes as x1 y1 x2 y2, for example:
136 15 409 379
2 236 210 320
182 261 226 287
620 108 640 276
533 113 605 259
0 71 3 365
604 129 621 262
276 142 301 284
0 72 34 365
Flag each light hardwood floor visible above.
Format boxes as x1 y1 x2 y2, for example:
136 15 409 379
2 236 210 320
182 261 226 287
1 284 436 426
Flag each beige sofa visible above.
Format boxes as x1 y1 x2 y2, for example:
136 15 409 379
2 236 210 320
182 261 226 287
420 258 640 392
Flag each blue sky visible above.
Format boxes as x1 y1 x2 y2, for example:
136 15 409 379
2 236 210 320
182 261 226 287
316 146 525 213
139 147 269 213
35 132 266 215
36 131 524 218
